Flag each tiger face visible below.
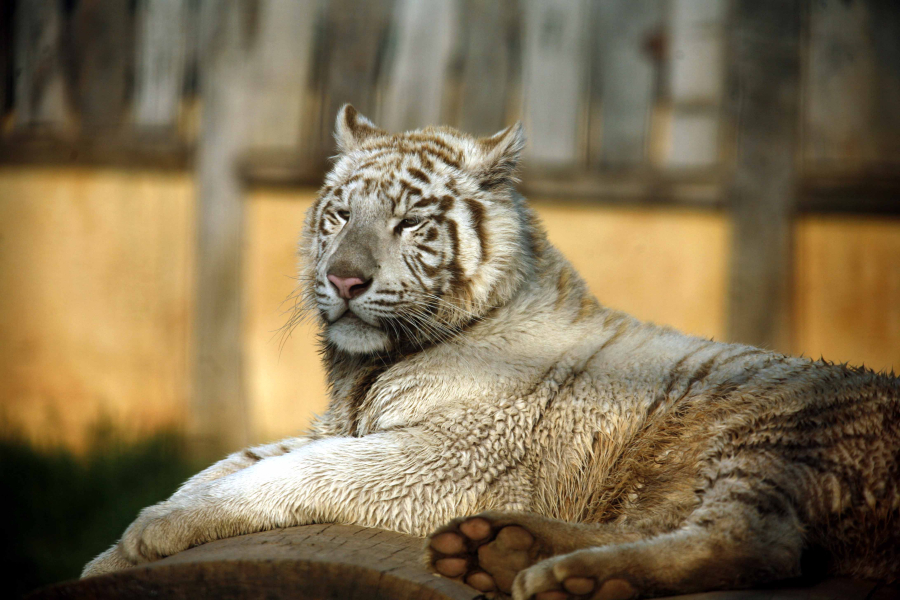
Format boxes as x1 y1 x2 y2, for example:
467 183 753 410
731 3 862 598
299 105 528 355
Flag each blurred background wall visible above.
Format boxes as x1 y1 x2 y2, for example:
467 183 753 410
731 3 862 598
0 0 898 455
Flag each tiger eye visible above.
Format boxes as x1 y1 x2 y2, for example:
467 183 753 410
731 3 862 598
396 216 422 233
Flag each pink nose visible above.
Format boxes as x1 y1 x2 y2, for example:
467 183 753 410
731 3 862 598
327 274 371 300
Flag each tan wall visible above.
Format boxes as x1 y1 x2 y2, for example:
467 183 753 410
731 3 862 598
536 202 730 340
794 216 900 371
243 190 326 444
0 168 195 449
1 168 897 449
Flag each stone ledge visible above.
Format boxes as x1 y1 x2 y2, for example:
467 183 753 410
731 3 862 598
27 525 899 600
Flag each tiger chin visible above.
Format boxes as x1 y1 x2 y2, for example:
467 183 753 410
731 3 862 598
82 105 899 600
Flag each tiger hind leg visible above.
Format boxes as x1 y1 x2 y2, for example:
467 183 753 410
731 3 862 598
512 479 805 600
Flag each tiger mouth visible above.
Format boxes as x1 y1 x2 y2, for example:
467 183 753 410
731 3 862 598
334 309 379 330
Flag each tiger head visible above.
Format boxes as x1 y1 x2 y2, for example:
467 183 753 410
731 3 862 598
299 105 531 356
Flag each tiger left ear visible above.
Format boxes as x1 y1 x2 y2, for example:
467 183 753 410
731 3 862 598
334 104 384 153
470 123 526 191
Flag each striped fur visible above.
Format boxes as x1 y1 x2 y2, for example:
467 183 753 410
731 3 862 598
83 107 899 600
302 104 528 358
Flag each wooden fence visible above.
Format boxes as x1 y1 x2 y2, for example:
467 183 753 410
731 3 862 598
5 2 898 181
1 0 898 451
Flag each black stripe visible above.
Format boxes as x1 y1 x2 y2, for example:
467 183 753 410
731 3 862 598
464 198 488 262
408 167 431 184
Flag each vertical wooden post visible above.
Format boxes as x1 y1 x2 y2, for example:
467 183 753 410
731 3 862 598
311 0 394 160
68 0 134 131
521 0 589 167
193 0 256 455
726 1 801 351
805 0 900 174
134 0 188 131
13 0 69 129
666 0 726 169
455 0 518 136
589 0 663 168
244 0 318 151
379 0 458 132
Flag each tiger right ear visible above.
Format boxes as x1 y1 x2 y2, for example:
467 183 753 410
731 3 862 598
470 122 526 191
334 104 384 153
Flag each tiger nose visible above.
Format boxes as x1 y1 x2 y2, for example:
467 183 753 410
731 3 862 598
327 274 372 300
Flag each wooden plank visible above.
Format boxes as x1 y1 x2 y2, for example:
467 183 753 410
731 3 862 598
192 0 256 455
0 135 191 169
804 0 900 173
244 0 319 151
454 0 519 136
12 0 70 130
521 170 723 207
799 175 900 215
133 0 189 131
589 0 663 168
521 0 589 167
379 0 459 132
725 0 802 352
68 0 134 130
666 0 726 169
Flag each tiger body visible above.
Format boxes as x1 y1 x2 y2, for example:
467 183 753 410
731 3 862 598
83 107 899 599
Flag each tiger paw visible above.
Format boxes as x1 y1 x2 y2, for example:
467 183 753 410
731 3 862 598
81 543 137 578
512 550 637 600
428 512 561 596
119 500 205 564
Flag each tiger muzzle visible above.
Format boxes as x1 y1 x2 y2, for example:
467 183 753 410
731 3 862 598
325 225 379 301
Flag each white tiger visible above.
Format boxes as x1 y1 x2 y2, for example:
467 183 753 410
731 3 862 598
83 106 899 600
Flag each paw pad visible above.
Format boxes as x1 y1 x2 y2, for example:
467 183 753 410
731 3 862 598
459 517 492 541
431 532 466 555
466 571 496 592
429 515 543 595
434 557 467 577
595 578 635 600
562 576 595 595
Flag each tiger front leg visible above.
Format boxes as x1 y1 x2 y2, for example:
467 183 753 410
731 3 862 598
81 544 137 578
172 435 314 496
113 429 502 568
80 435 314 578
511 482 804 600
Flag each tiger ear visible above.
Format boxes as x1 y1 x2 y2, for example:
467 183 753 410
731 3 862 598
334 104 384 153
470 122 526 191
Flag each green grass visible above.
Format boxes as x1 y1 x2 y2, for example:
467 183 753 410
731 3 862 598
0 427 202 597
